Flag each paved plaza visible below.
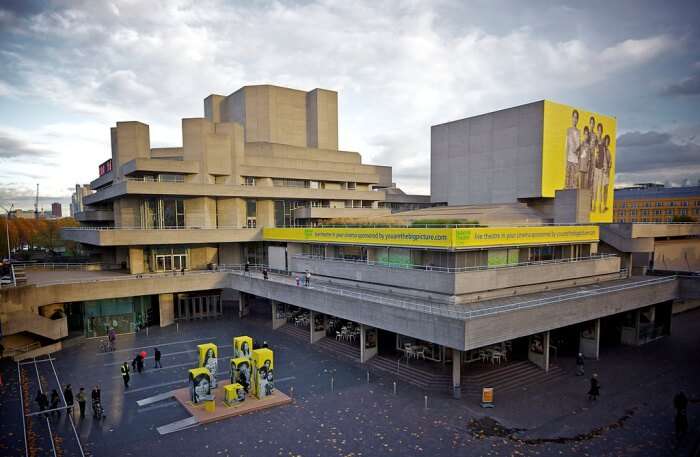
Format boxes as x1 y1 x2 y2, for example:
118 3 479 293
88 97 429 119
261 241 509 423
1 306 699 457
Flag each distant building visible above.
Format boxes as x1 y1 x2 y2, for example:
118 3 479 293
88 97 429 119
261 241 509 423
51 202 62 218
69 184 92 217
613 185 700 223
378 184 433 213
8 209 37 219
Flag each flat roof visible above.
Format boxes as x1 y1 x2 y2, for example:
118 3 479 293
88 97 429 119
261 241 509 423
615 186 700 200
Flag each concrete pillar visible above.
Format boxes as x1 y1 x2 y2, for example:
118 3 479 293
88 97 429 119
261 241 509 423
310 311 325 343
158 293 175 327
621 310 640 346
128 247 144 274
528 332 550 372
238 292 250 319
579 319 600 360
452 349 462 399
271 300 285 330
360 325 378 363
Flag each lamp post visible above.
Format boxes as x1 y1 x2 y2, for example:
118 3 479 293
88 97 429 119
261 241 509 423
1 204 13 261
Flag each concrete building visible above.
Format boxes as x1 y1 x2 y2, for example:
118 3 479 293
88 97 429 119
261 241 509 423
69 184 92 218
1 89 698 400
51 202 62 218
613 184 700 223
378 184 433 213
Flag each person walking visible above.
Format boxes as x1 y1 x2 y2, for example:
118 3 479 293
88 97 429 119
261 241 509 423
588 373 600 401
244 261 250 275
154 348 162 368
674 391 689 438
64 384 74 415
121 362 130 389
91 385 102 418
136 353 144 373
77 387 86 418
295 276 300 286
263 268 269 280
107 327 116 351
305 269 311 287
50 389 61 417
576 353 585 376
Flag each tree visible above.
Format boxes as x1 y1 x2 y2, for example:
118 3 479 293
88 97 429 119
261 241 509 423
672 215 697 223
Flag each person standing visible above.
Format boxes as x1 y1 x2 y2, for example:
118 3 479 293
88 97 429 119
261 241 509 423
305 269 311 287
576 353 585 376
263 268 269 280
588 373 600 400
50 389 60 417
244 261 250 275
35 390 49 417
154 348 162 368
674 391 689 438
77 387 87 418
64 384 74 415
121 362 130 389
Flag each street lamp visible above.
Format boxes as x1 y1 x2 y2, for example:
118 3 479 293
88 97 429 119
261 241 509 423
1 203 13 261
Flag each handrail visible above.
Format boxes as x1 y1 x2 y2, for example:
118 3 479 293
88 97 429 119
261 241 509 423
31 269 226 287
220 264 674 320
11 262 122 271
292 253 619 273
62 226 261 231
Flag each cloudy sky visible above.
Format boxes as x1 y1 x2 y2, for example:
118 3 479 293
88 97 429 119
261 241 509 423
1 0 699 211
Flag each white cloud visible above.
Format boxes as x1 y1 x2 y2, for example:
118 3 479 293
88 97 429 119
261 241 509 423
0 1 684 196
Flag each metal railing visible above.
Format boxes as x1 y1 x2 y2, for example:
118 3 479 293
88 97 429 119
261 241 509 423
11 262 122 271
31 269 226 287
62 225 261 231
292 253 619 273
221 264 674 320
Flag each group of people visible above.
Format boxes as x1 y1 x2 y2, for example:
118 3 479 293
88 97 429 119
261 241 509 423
121 347 162 388
35 384 104 420
565 110 612 212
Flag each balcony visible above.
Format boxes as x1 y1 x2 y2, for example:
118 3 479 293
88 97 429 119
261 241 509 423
292 206 391 219
74 210 114 222
62 226 262 246
289 254 622 297
83 180 386 205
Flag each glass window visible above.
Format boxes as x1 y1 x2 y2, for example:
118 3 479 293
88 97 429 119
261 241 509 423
246 200 257 218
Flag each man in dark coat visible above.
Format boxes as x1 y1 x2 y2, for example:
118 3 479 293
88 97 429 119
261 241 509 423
35 390 49 417
588 373 600 400
576 353 585 376
674 391 689 438
121 362 130 388
64 384 74 415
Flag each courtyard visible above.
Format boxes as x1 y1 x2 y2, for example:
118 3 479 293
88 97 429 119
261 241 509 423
1 305 698 457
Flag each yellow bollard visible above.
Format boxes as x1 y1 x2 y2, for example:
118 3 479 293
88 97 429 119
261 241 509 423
205 399 216 413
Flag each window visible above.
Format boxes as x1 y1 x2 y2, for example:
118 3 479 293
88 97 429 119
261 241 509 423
308 180 320 189
344 182 356 190
654 210 661 215
656 201 664 207
632 202 638 208
273 178 306 188
140 198 185 229
669 201 675 207
681 201 688 207
244 176 256 186
644 202 651 208
680 208 688 215
246 199 257 227
666 209 672 215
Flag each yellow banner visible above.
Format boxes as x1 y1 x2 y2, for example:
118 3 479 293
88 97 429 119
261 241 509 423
453 226 599 248
542 100 616 222
263 227 453 248
264 226 598 249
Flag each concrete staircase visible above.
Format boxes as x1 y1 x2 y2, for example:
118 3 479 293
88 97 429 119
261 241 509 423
462 360 568 398
2 310 68 340
316 336 360 362
366 355 452 391
277 323 310 342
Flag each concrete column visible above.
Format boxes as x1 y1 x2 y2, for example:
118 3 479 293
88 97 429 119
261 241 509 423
271 300 285 330
238 292 250 319
360 325 378 363
158 293 175 327
528 332 550 372
579 319 600 360
621 310 640 346
128 247 144 274
452 349 462 399
310 311 325 343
